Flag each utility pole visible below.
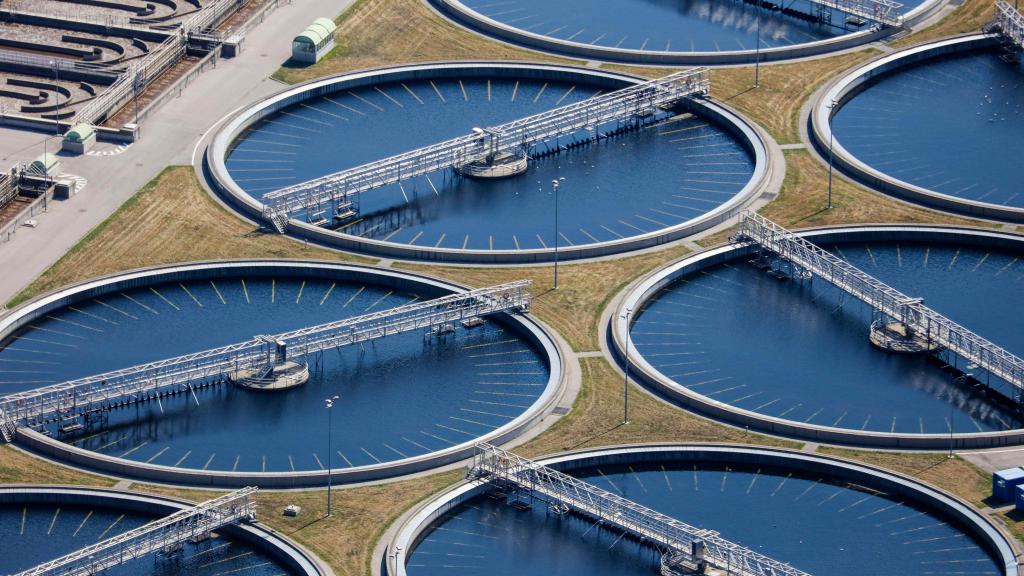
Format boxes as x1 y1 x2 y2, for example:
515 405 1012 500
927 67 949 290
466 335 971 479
552 177 565 289
622 307 632 424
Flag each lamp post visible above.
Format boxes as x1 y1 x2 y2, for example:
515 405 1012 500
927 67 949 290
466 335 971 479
551 177 565 289
621 307 632 425
389 545 403 574
754 2 761 88
52 60 60 136
325 394 339 516
826 98 837 210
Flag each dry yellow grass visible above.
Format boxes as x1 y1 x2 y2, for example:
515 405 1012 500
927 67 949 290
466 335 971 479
698 149 990 247
520 357 799 458
272 0 576 84
399 244 689 352
606 51 877 145
1 4 1021 575
762 150 987 227
895 0 996 48
7 167 372 308
818 446 990 505
0 445 115 486
139 472 461 576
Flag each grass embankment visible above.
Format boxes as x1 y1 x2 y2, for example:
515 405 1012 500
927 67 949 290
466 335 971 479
399 245 689 352
272 0 576 85
0 445 115 486
895 0 997 48
3 0 1022 573
7 166 371 308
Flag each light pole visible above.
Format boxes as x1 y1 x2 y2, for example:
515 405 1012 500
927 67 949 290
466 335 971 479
325 394 339 516
551 177 564 289
389 545 403 574
754 2 761 88
52 60 61 136
826 98 837 210
621 307 632 425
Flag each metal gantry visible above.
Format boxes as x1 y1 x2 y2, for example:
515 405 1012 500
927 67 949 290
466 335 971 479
810 0 904 26
14 488 258 576
259 69 711 232
469 444 810 576
0 281 531 441
996 1 1024 49
735 211 1024 398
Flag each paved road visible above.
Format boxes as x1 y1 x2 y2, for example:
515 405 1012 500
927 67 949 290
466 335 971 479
963 447 1024 474
0 0 354 309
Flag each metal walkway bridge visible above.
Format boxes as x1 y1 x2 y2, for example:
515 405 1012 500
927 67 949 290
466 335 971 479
812 0 904 26
0 281 531 442
259 69 711 232
995 1 1024 49
469 444 810 576
735 212 1024 398
15 487 257 576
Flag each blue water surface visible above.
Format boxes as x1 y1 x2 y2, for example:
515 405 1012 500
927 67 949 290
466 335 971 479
0 275 549 472
225 76 755 251
632 240 1024 434
454 0 926 53
408 460 1001 575
0 503 291 575
832 50 1024 208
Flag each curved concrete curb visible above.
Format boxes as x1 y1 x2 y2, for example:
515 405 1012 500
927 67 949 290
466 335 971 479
423 0 948 65
810 34 1024 223
611 224 1024 450
0 260 568 488
0 485 330 576
382 443 1018 576
205 61 770 264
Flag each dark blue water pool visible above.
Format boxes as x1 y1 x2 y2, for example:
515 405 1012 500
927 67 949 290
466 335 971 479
0 502 291 575
631 240 1024 434
448 0 926 54
225 75 754 251
407 459 1000 575
0 273 549 472
832 49 1024 209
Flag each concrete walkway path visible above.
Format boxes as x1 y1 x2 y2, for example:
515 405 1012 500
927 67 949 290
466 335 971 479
0 0 355 308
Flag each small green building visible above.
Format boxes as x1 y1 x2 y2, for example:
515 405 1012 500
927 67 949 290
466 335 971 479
29 153 61 177
292 17 336 64
62 123 97 154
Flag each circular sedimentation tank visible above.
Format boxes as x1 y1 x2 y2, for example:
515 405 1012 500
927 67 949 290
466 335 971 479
815 35 1024 222
208 62 767 263
615 226 1024 448
424 0 945 65
387 445 1016 576
0 261 563 486
0 486 322 576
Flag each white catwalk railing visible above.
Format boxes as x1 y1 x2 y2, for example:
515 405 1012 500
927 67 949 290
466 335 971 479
14 488 257 576
996 1 1024 49
469 444 810 576
259 69 710 232
735 211 1024 396
813 0 904 26
0 281 531 440
71 0 242 125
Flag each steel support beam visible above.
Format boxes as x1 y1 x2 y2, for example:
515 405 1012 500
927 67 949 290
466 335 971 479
15 487 257 576
469 444 811 576
0 281 531 440
735 211 1024 396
